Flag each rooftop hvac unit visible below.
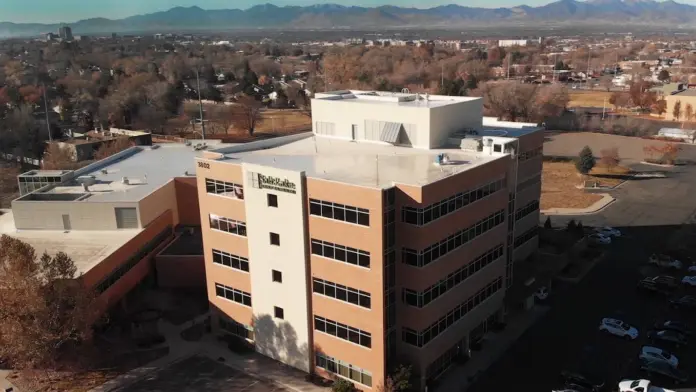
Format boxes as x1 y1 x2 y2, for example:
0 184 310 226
122 177 129 185
76 175 96 186
150 145 160 150
83 183 90 192
101 169 108 174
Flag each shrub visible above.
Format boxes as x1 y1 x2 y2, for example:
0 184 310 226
575 146 596 174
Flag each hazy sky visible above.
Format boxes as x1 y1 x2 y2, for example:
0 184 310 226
7 0 696 23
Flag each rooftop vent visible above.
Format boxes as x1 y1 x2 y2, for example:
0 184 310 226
76 175 97 186
122 177 129 185
101 169 108 174
82 183 90 192
150 145 160 150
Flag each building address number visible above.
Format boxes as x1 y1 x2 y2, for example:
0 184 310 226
198 162 210 169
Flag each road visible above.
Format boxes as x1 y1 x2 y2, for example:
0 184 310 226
468 164 696 392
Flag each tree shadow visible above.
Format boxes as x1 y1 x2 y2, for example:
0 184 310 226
252 314 310 373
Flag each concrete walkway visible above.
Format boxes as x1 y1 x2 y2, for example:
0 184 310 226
541 193 615 216
0 369 20 392
90 313 328 392
434 305 550 392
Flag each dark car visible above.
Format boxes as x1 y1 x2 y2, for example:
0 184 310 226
648 329 688 347
654 320 691 336
651 275 679 288
560 371 605 392
670 295 696 310
638 279 672 295
552 384 592 392
640 359 689 383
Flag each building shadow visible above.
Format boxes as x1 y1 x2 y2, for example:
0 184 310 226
252 314 310 373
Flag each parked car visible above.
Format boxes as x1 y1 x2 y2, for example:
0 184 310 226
681 276 696 286
638 276 677 294
639 360 689 383
647 330 688 347
639 346 679 368
588 234 611 245
654 321 690 336
688 265 696 273
649 254 682 270
535 286 549 301
618 379 675 392
560 371 605 392
553 385 593 392
599 318 639 340
669 295 696 310
595 226 621 237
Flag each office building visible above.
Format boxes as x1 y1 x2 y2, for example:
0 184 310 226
196 90 543 390
59 26 73 41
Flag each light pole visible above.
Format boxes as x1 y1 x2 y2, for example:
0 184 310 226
42 83 52 142
195 68 206 141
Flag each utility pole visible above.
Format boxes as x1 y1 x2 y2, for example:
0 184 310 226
507 54 511 80
586 47 592 88
195 68 206 141
441 63 444 88
42 83 52 142
602 97 607 120
553 54 557 83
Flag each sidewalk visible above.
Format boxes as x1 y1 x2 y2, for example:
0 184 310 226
90 312 328 392
541 193 615 216
434 305 549 392
0 369 20 392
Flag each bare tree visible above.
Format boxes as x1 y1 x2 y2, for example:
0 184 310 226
673 100 682 122
599 147 620 172
684 103 694 128
42 143 81 170
233 96 263 136
94 137 133 161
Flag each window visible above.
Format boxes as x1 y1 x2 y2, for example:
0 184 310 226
212 249 249 272
493 144 502 153
515 200 540 221
315 353 372 387
274 306 284 319
402 210 505 267
313 278 370 309
401 277 503 347
309 199 370 227
219 317 254 340
115 207 138 229
95 225 172 294
209 215 247 236
272 270 283 283
311 239 370 268
270 232 280 246
517 174 541 192
514 227 539 248
314 315 371 348
267 194 278 208
401 178 505 226
215 283 252 307
205 178 244 199
518 146 543 162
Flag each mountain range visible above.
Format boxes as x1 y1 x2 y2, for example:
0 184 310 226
2 0 696 37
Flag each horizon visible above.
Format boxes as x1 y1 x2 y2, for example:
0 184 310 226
3 0 696 24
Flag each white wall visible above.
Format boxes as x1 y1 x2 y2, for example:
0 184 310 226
11 200 141 230
429 99 483 148
242 163 312 372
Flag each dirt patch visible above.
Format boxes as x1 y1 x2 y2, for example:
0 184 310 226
568 91 612 108
541 162 602 210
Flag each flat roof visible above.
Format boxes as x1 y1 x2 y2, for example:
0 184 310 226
40 142 234 203
0 210 139 275
218 137 505 189
314 90 481 109
19 169 71 177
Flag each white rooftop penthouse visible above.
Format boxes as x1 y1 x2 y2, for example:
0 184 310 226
311 90 484 149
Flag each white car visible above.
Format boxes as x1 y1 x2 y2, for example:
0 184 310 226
595 226 621 237
619 379 675 392
648 254 682 270
682 276 696 286
588 233 611 245
599 318 639 340
639 346 679 368
688 265 696 273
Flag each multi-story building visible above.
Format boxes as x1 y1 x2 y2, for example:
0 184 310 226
196 90 543 390
59 26 73 41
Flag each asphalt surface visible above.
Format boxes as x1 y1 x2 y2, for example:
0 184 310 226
468 164 696 392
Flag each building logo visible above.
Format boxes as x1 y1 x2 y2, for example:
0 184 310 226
256 174 296 194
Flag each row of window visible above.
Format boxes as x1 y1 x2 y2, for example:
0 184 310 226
18 176 62 183
314 315 372 348
402 178 505 226
95 225 172 294
402 277 504 347
215 283 252 307
219 317 254 341
517 174 541 192
403 245 504 308
205 178 244 199
315 352 373 387
514 200 540 222
209 214 247 236
514 226 539 248
311 239 371 268
212 249 249 272
403 210 505 268
309 199 370 227
518 146 543 162
313 278 371 309
426 341 460 380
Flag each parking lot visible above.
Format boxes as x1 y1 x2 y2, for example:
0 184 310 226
123 355 287 392
468 160 696 392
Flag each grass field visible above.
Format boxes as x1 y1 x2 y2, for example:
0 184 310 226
568 90 612 108
541 161 630 210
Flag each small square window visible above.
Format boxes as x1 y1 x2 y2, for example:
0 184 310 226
494 144 502 153
272 270 282 283
270 232 280 246
267 194 278 208
274 306 284 319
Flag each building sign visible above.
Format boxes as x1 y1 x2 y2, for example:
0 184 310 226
254 173 297 194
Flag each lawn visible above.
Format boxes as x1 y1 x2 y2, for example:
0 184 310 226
568 90 612 108
541 161 630 210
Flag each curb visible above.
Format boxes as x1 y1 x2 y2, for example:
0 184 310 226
639 161 675 168
541 194 615 216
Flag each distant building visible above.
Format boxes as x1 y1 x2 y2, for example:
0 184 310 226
45 32 57 41
58 26 73 41
498 38 542 48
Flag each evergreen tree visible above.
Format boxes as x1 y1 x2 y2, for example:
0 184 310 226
575 145 596 175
